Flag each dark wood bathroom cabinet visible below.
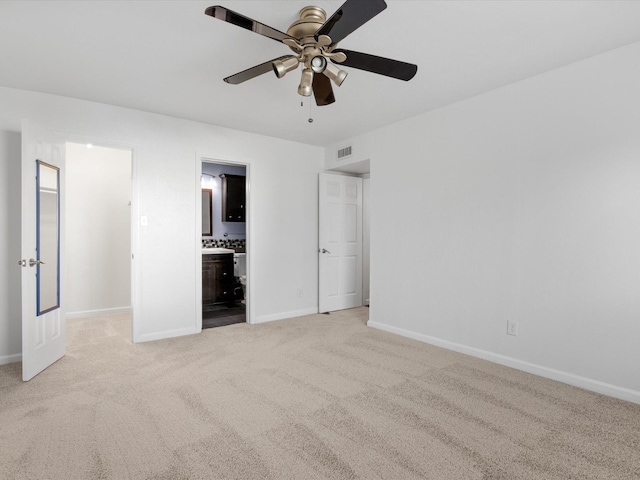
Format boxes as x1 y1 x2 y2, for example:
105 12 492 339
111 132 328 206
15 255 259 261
202 253 234 306
220 174 245 222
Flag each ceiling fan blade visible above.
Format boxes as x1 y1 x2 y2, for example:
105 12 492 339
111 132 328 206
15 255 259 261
335 49 417 81
223 56 291 85
205 6 293 43
312 73 335 106
316 0 387 44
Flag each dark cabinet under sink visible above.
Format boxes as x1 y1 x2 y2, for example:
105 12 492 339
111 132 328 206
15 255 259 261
203 253 234 306
220 173 245 222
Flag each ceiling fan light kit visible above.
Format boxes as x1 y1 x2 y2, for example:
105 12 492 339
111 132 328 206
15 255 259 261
272 56 299 78
323 62 348 87
298 68 314 96
205 0 418 106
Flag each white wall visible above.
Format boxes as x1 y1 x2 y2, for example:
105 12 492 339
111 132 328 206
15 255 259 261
0 88 323 363
66 143 131 317
329 41 640 403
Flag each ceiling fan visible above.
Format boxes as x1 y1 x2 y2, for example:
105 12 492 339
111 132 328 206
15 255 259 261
204 0 418 106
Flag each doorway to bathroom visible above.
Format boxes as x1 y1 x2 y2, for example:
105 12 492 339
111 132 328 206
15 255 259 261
200 160 248 328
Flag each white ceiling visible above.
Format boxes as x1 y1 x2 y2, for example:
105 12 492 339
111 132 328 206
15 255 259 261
1 1 640 147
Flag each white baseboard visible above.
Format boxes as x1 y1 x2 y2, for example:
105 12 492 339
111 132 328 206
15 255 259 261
0 353 21 366
133 326 201 344
67 306 131 319
368 320 640 405
252 307 319 325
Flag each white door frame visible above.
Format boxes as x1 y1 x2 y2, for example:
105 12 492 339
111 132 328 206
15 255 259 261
196 154 251 326
362 175 371 306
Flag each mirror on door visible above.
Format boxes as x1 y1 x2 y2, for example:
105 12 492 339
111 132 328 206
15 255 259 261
36 160 60 315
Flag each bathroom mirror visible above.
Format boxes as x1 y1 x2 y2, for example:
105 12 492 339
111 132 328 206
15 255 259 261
202 188 212 236
36 160 60 315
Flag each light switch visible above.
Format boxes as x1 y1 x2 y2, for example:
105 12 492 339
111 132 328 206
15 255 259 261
140 215 148 227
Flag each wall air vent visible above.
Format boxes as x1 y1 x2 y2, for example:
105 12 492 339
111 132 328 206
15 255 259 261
337 145 353 160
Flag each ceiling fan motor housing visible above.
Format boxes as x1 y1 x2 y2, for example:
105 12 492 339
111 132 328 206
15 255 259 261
286 6 327 42
282 6 345 92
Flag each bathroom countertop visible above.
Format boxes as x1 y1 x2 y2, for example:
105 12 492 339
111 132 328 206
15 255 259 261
202 248 235 255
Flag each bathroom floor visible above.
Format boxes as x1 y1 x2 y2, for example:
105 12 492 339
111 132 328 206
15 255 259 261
203 302 246 329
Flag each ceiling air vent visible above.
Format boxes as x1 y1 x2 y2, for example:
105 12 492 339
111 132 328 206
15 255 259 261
337 145 353 160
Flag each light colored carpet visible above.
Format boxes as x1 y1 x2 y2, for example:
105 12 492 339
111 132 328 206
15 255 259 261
1 307 639 479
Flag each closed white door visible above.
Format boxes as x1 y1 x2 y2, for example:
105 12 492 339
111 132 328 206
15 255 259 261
318 173 363 313
20 120 66 381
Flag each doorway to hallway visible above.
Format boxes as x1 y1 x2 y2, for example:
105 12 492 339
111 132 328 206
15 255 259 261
65 143 132 321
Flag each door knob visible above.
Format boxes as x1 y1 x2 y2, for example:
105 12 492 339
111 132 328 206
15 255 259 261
28 258 45 267
320 248 331 254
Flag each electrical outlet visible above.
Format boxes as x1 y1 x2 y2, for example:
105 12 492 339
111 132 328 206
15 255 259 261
507 320 518 336
296 288 303 298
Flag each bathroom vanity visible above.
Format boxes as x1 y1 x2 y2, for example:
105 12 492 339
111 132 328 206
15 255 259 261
202 249 234 306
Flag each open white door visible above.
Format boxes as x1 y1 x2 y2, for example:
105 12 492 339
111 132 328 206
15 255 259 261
319 173 363 313
20 120 66 381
